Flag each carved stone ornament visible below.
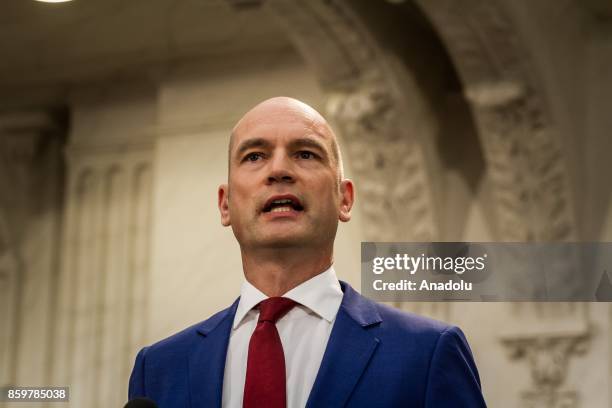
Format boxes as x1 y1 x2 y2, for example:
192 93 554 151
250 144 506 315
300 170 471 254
501 324 590 408
415 0 576 242
265 0 437 242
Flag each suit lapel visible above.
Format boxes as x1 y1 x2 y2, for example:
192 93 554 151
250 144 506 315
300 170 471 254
188 298 239 408
306 282 382 408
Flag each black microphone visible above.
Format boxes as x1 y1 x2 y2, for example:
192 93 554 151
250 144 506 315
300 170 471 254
124 397 158 408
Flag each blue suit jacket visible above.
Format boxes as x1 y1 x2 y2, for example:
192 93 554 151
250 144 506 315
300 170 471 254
129 282 486 407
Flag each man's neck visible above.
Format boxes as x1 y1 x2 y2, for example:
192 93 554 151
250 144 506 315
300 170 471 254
240 246 333 297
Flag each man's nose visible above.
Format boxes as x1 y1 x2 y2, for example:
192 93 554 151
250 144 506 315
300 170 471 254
266 153 295 184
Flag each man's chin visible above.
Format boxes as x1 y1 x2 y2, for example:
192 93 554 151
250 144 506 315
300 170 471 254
253 232 311 249
263 239 307 249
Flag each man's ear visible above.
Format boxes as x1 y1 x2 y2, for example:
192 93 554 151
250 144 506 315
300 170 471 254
218 184 231 226
338 179 355 222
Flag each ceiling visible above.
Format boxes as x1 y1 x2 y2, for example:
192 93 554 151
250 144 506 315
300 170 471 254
582 0 612 20
0 0 293 88
0 0 607 110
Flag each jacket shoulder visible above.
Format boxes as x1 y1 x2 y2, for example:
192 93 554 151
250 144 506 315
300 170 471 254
145 299 238 354
374 301 452 336
340 281 452 339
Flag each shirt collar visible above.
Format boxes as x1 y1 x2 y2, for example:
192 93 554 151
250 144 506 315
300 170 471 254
232 266 343 330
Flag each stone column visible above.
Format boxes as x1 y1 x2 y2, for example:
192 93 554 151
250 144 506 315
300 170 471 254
52 146 153 408
52 85 156 408
0 110 65 391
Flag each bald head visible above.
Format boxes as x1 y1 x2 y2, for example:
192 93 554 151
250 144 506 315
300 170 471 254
218 96 356 254
228 97 344 180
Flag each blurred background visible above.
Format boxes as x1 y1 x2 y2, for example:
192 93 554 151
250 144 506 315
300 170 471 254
0 0 611 407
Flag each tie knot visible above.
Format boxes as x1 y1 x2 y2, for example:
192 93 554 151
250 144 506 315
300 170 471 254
257 297 296 323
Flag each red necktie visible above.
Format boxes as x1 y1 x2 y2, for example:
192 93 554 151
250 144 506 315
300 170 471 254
243 297 296 408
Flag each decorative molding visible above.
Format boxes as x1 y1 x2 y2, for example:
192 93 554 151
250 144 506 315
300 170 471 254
0 111 59 134
415 0 576 242
0 109 64 387
412 1 584 404
54 145 153 407
0 210 18 387
501 322 590 408
265 0 437 242
328 86 435 241
0 110 64 234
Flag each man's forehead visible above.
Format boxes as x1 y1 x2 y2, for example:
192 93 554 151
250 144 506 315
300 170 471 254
242 97 320 119
235 114 311 135
230 100 334 152
235 100 322 130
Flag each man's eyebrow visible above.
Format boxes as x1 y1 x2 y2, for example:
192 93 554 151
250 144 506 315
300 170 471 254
234 138 272 159
288 137 329 156
234 136 330 158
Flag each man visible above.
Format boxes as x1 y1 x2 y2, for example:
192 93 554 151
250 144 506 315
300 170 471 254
128 97 487 407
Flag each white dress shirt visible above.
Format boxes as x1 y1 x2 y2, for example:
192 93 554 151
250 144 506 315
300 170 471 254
221 266 344 408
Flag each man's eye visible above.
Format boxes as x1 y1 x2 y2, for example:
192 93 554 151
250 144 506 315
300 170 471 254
297 151 315 160
244 152 263 162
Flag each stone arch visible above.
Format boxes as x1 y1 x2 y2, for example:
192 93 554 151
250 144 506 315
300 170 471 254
264 0 439 241
415 0 576 242
262 0 576 243
259 6 586 401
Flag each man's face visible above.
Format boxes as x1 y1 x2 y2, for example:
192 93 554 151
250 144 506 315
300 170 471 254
218 100 353 251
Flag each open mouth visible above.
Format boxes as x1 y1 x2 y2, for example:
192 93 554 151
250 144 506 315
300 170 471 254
262 197 304 213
